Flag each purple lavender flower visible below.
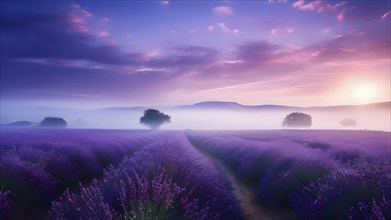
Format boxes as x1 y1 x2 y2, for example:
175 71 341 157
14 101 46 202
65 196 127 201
0 190 12 220
49 180 113 220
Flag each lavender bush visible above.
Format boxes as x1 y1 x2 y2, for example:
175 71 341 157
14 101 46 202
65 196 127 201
50 180 113 220
50 168 213 220
0 190 12 220
1 153 60 218
290 160 391 219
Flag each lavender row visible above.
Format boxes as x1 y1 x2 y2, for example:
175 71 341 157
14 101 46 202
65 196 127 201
0 128 160 219
186 130 391 219
291 160 391 219
49 132 243 219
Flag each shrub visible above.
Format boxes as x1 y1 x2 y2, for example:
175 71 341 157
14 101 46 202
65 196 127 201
40 117 67 128
282 112 312 127
140 109 171 129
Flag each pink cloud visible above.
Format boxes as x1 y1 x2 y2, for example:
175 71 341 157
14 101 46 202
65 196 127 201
162 0 169 6
317 1 346 13
293 0 322 11
286 28 294 33
80 9 92 17
74 25 89 33
292 0 304 8
67 14 89 32
216 23 230 33
321 27 332 34
68 14 85 24
71 3 93 17
380 11 391 21
97 31 110 37
207 25 214 32
293 0 347 21
214 6 233 15
270 28 280 37
100 17 111 25
224 60 243 64
269 28 293 40
67 6 113 36
268 0 288 3
336 10 345 21
143 50 160 60
215 23 239 34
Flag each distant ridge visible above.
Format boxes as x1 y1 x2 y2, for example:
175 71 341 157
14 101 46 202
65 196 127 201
177 101 391 111
178 101 245 109
1 121 38 127
176 101 298 110
2 121 33 126
95 101 391 112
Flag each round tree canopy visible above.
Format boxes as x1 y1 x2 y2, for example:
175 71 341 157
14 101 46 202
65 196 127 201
282 112 312 128
40 117 67 127
140 109 171 129
340 118 357 127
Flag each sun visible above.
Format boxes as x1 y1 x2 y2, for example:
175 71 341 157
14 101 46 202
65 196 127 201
355 83 376 102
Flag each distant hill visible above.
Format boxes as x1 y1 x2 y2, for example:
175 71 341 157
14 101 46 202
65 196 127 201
2 121 35 127
175 101 391 111
2 118 68 128
177 101 245 110
94 101 391 112
175 101 299 111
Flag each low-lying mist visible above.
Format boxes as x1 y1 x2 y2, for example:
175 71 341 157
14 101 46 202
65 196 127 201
163 109 390 131
1 105 390 131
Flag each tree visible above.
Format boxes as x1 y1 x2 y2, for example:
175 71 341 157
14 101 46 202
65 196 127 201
140 109 171 129
282 112 312 127
40 117 67 127
340 118 357 127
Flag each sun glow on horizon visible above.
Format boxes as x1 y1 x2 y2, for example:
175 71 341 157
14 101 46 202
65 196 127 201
354 83 377 103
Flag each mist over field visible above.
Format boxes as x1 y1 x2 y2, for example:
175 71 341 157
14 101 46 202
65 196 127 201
2 102 390 131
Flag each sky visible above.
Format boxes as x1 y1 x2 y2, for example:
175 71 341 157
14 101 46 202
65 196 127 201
1 0 390 109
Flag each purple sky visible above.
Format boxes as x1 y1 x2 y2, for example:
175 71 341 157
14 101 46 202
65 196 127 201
1 0 390 108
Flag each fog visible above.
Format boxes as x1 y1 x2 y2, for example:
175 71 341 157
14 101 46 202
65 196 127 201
163 109 390 131
1 105 390 131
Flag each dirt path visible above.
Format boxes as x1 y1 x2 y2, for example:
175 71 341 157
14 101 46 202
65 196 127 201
187 138 296 220
211 157 295 220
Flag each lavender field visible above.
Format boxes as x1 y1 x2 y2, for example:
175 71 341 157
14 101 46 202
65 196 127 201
1 128 390 220
1 0 390 219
